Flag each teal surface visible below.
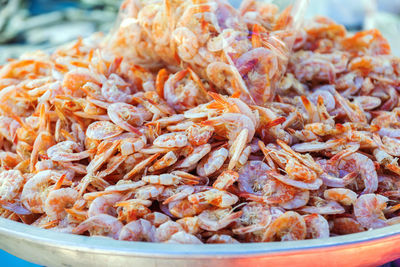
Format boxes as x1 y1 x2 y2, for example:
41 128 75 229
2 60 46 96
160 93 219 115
0 250 39 267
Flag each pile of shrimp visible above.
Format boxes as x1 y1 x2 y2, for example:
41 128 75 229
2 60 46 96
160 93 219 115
108 0 299 105
0 0 400 245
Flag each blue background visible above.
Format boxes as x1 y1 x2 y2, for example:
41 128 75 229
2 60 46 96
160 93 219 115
0 250 38 266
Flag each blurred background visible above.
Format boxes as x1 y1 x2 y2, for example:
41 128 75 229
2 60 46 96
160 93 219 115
0 0 400 63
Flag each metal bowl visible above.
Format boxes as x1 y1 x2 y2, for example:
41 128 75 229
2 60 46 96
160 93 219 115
1 218 400 267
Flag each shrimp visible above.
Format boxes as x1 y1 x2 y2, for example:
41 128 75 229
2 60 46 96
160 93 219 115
119 219 157 242
203 113 255 143
207 234 240 244
228 128 248 170
72 214 123 239
331 217 365 235
47 141 92 162
267 171 323 190
237 161 271 195
354 194 388 229
20 170 64 213
197 146 228 177
163 69 207 112
148 151 178 172
176 216 200 235
115 199 152 222
172 27 199 61
303 214 329 239
86 121 123 140
338 153 378 194
142 173 199 186
213 170 239 191
155 221 183 242
44 188 78 220
323 188 357 206
143 212 171 227
0 170 25 202
153 132 188 148
262 211 307 242
186 124 214 146
88 193 123 217
236 47 279 104
300 197 345 215
177 144 211 169
188 189 238 208
101 74 132 103
198 208 243 232
107 103 150 135
166 231 203 244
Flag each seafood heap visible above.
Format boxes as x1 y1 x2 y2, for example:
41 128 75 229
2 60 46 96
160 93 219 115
0 0 400 244
108 0 302 104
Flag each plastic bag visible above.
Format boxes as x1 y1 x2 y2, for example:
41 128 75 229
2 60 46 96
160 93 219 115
108 0 308 105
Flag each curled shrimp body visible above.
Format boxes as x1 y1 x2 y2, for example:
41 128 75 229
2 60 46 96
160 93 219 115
155 221 183 242
300 197 345 215
166 231 203 244
354 194 388 229
88 193 123 217
303 214 330 239
101 74 132 103
236 47 279 104
338 153 378 194
107 103 150 134
197 147 228 177
188 189 238 208
86 121 123 140
204 113 255 143
324 188 357 206
21 170 62 213
47 141 92 162
44 188 78 220
178 144 211 169
163 69 207 112
172 27 199 61
198 208 243 232
263 211 307 242
237 161 271 195
153 132 188 148
119 219 157 242
0 170 25 202
72 214 123 239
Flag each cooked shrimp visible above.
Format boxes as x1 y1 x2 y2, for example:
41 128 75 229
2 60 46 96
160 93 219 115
263 211 307 242
72 214 123 239
119 219 157 241
44 188 78 220
47 141 92 162
303 214 329 239
354 194 388 229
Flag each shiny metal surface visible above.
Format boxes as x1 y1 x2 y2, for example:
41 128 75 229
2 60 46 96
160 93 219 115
0 218 400 267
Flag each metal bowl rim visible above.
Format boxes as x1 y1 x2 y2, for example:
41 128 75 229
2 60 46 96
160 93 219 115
2 217 400 259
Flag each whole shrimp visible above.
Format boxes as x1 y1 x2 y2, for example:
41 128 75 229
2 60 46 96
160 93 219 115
354 194 388 229
119 219 157 242
72 214 123 239
21 170 66 213
262 211 307 242
47 141 93 162
0 170 25 202
44 188 78 220
107 103 150 135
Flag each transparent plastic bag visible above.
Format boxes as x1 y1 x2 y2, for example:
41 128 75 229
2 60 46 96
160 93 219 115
108 0 308 105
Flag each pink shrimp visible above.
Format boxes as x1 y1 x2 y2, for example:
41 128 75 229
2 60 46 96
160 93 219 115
107 103 150 135
72 214 123 239
354 194 388 229
119 219 157 242
47 141 93 162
